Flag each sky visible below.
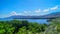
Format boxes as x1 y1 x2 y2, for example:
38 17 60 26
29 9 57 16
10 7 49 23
0 0 60 18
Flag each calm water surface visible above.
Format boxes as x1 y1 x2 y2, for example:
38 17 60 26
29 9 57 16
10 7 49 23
19 19 49 24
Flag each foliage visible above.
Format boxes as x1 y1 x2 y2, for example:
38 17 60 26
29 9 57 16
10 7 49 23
1 18 60 34
45 18 60 34
0 19 48 34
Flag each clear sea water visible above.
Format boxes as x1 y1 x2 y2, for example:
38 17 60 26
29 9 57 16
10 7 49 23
19 19 49 24
0 18 49 24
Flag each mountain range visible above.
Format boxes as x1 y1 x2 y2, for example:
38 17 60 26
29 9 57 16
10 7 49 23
0 12 60 20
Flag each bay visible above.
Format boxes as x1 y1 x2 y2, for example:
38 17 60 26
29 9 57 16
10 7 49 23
19 19 49 24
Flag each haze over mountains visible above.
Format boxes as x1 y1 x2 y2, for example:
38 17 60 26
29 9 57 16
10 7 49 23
0 12 60 20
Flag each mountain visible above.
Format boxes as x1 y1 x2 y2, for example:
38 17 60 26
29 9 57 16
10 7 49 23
40 12 60 19
0 12 60 20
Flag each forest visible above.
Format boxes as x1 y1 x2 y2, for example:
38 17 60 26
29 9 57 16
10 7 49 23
0 18 60 34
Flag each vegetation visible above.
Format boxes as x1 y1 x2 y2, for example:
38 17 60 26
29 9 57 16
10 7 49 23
0 20 48 34
44 18 60 34
0 18 60 34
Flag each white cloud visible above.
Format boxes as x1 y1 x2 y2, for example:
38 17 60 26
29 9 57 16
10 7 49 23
50 5 58 10
0 11 17 18
18 13 23 15
6 6 59 16
43 9 49 12
0 5 59 18
23 11 30 16
10 11 17 15
35 9 41 13
10 11 24 15
24 11 28 14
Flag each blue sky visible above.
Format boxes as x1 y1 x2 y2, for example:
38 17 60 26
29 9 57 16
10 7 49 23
0 0 60 18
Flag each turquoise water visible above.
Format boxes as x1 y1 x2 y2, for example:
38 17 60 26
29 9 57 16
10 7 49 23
0 18 49 24
20 19 49 24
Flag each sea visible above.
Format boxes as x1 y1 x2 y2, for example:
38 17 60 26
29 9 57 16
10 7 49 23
19 19 49 24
